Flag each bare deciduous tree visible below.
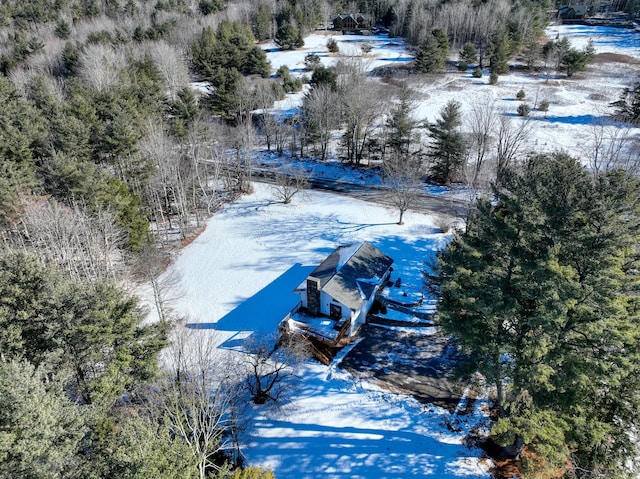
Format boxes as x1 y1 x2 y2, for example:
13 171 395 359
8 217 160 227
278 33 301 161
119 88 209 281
132 241 183 324
335 58 388 165
382 152 423 225
17 198 124 282
222 119 256 197
241 334 307 405
77 44 125 92
495 112 535 184
303 84 339 161
156 325 241 478
465 95 498 190
254 81 283 154
146 41 190 101
583 120 640 175
272 167 309 204
140 120 198 242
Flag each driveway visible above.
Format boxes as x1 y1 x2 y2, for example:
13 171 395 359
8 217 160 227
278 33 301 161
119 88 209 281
339 323 470 412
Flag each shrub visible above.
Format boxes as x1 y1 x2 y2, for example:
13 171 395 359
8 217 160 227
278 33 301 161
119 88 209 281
538 99 549 112
304 53 321 70
283 77 302 93
457 61 468 72
472 67 483 78
55 21 70 39
516 89 525 100
270 81 286 100
310 65 337 90
489 71 498 84
360 42 372 54
276 65 290 78
435 215 454 233
517 103 531 116
327 37 339 53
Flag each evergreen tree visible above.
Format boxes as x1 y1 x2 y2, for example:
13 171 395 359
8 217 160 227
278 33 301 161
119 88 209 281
561 48 588 77
488 29 511 75
198 0 224 15
0 251 166 404
386 86 417 157
0 360 86 479
415 33 446 74
428 154 640 476
427 100 466 184
459 43 477 66
253 2 273 41
191 22 269 81
243 47 271 77
204 67 245 119
274 22 304 50
0 76 47 221
431 28 449 59
310 65 337 90
612 79 640 124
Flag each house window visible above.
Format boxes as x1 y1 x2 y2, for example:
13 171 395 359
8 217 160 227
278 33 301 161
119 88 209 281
330 303 342 319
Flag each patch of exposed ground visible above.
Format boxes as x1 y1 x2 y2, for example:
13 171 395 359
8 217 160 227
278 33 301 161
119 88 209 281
593 52 640 64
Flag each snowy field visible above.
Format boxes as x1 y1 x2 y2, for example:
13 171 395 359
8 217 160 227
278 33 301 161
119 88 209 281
263 25 640 167
160 182 491 478
163 24 640 478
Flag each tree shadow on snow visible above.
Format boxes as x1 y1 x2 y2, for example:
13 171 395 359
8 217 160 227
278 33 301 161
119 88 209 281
533 114 611 125
248 419 474 478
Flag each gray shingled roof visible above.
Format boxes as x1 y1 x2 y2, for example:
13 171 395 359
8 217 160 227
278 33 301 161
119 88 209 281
309 242 393 311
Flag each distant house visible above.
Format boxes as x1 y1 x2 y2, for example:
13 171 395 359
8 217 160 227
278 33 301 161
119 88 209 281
283 242 393 352
332 13 373 33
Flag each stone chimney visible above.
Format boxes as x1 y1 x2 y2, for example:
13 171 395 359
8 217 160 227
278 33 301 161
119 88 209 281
307 278 321 316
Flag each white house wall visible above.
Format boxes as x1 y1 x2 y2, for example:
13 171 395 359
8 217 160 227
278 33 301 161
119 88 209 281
349 302 368 335
319 291 351 320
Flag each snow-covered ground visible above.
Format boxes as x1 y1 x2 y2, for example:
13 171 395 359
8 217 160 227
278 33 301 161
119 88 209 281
160 182 491 478
264 32 413 76
163 24 640 478
262 25 640 167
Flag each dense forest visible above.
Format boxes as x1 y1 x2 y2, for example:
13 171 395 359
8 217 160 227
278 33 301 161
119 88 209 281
0 0 639 477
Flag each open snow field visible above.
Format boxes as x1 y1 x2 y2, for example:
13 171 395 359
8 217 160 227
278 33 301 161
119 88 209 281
161 182 491 478
163 25 640 477
264 25 640 166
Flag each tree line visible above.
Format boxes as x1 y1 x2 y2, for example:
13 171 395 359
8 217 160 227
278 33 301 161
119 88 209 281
0 247 298 477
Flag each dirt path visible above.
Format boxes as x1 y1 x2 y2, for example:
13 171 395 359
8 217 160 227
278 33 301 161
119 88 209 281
251 168 470 218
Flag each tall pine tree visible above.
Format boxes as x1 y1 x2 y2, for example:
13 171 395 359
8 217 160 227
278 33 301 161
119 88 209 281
427 153 640 476
427 100 466 184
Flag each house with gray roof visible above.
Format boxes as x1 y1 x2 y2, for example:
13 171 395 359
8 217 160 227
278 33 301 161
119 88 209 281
292 242 393 340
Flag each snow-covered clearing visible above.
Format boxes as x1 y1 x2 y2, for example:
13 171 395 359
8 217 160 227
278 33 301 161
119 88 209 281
263 25 640 167
264 32 413 75
160 182 490 478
